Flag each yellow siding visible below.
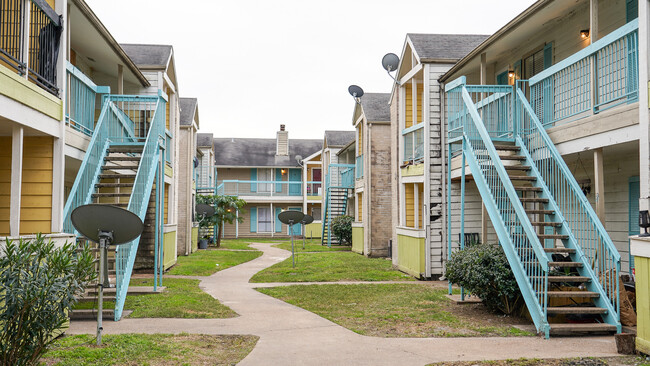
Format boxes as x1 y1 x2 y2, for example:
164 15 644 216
191 226 199 252
405 83 413 128
397 234 425 278
405 184 414 228
357 125 363 155
418 183 424 228
352 226 364 254
637 256 650 354
416 83 423 124
305 222 322 238
357 192 363 222
0 137 11 235
165 87 171 130
21 137 53 235
163 231 176 270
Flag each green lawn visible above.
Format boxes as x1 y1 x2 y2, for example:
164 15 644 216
73 278 236 318
167 249 262 276
42 333 258 366
214 237 290 250
250 252 413 282
258 284 532 338
273 239 351 252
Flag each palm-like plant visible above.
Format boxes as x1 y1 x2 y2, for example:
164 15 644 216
197 195 247 247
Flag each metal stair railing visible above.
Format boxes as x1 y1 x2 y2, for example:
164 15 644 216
113 94 166 320
514 87 621 330
321 164 355 246
446 77 550 336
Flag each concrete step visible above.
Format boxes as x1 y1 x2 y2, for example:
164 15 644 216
549 323 616 335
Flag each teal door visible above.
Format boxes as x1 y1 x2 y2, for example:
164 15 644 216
288 207 302 235
289 169 301 196
629 177 640 271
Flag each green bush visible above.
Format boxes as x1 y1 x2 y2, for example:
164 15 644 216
331 215 353 244
0 235 96 366
445 243 521 315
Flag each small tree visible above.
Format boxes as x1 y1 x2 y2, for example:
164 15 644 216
0 235 96 365
331 215 353 244
197 194 247 247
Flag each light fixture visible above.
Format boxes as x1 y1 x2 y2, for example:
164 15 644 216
381 53 401 85
580 29 590 39
508 69 515 78
348 85 364 104
281 169 287 175
640 210 650 237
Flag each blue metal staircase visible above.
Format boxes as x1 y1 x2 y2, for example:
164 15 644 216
446 77 621 337
63 92 167 321
321 164 355 247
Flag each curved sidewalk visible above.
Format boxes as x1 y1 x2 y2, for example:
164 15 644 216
68 243 620 365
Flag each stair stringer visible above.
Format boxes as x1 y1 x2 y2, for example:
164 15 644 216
461 137 550 336
516 137 621 331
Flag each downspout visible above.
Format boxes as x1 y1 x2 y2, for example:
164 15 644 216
423 64 432 279
440 80 448 279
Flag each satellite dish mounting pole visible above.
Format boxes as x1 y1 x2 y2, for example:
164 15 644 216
97 230 113 346
290 221 295 268
302 226 305 250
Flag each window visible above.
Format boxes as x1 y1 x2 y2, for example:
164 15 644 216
257 207 273 232
312 207 321 221
258 168 273 193
523 49 545 80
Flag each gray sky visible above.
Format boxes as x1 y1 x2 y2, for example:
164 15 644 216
86 0 536 139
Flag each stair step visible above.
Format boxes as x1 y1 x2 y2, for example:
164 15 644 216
549 323 617 335
548 261 583 268
514 186 542 192
95 183 134 188
96 202 129 207
538 234 568 240
526 209 555 215
509 175 537 181
102 165 139 170
69 309 115 320
499 155 526 161
520 197 549 203
530 221 562 227
92 193 132 198
105 156 141 162
504 166 531 171
547 276 591 283
99 174 137 179
108 147 143 154
544 247 576 254
76 296 117 302
547 306 606 315
547 291 599 298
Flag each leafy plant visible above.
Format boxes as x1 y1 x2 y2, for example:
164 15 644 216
445 243 522 315
197 195 247 247
331 215 353 244
0 235 96 366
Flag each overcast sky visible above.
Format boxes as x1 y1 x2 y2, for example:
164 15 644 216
86 0 535 139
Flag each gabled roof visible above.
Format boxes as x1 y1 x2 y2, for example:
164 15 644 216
179 97 198 126
120 44 172 69
407 34 489 62
359 93 390 122
197 133 213 147
324 131 355 148
214 138 321 167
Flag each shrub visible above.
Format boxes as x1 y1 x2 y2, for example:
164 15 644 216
445 243 521 315
0 235 96 366
331 215 353 244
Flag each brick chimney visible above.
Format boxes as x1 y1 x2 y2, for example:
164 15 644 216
276 124 289 156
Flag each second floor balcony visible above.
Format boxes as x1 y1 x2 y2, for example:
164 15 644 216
217 180 305 201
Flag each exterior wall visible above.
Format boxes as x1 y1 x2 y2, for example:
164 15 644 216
397 232 425 278
304 222 321 238
177 126 195 256
163 230 177 270
222 203 295 238
352 224 363 254
635 254 650 354
20 137 54 235
191 226 199 252
366 123 391 257
390 91 400 265
0 137 10 234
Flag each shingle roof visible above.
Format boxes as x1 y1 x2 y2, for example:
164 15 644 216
197 133 213 147
407 34 489 61
179 98 197 126
360 93 390 122
120 44 172 68
324 131 355 148
214 138 322 167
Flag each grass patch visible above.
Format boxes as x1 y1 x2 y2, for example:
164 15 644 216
167 249 262 276
273 239 351 252
250 252 413 282
257 284 533 337
427 356 650 366
42 333 258 366
73 278 236 318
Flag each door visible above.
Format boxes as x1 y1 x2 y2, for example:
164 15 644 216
289 168 301 196
288 207 302 235
312 168 322 196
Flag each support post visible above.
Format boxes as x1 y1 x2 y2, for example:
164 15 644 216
447 138 453 295
10 126 23 236
154 155 160 292
594 148 605 223
117 64 124 94
460 139 467 301
590 0 599 43
638 0 650 212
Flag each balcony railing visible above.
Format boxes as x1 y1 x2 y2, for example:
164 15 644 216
529 19 639 128
217 180 303 197
306 181 322 196
66 62 109 136
0 0 62 95
403 123 424 164
355 155 363 179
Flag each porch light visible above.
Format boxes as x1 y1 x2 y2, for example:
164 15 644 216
281 169 287 175
580 29 590 39
639 210 650 237
508 69 515 78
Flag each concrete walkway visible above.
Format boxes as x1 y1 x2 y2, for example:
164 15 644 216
68 243 620 365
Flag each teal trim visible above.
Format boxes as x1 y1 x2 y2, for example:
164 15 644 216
543 43 553 69
496 71 508 86
275 207 282 232
250 169 257 192
629 176 640 270
250 207 257 233
627 0 638 22
289 169 301 196
401 122 424 135
444 76 466 92
275 169 282 192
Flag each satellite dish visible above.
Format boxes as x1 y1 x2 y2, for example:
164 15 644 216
382 53 400 72
196 203 215 218
348 85 364 98
301 215 314 225
193 157 200 168
71 204 143 245
278 210 305 225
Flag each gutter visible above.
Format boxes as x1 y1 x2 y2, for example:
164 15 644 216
71 0 150 87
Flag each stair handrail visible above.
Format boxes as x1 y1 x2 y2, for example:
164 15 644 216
514 87 621 323
113 94 166 320
62 96 136 234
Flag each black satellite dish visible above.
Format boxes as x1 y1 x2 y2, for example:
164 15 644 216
382 53 400 72
348 85 364 98
71 204 143 346
278 210 305 268
196 203 215 218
